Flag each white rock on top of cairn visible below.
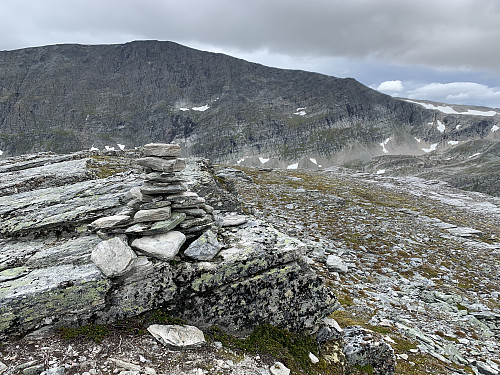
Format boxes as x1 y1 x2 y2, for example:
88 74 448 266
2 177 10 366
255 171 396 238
142 143 181 157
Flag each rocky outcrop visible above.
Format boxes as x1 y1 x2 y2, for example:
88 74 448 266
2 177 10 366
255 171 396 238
0 145 337 339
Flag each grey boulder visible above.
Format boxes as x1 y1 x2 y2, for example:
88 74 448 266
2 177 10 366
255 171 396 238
91 237 137 277
131 231 186 260
183 230 221 261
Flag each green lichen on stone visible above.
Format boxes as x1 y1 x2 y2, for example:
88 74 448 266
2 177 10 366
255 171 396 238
0 266 28 280
0 277 31 299
191 256 270 292
192 272 215 292
0 278 110 334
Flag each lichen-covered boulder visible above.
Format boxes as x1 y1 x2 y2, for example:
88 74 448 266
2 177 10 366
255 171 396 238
343 326 396 375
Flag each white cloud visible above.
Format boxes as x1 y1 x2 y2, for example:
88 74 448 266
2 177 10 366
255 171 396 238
407 82 500 107
377 80 403 93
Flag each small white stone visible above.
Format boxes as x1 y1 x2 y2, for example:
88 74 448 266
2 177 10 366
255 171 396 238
270 362 290 375
309 352 319 364
326 254 348 274
147 324 206 348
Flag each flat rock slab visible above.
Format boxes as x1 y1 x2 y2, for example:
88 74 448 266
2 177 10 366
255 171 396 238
142 143 181 158
147 324 206 348
140 183 187 195
89 215 130 230
145 172 184 183
221 214 248 227
0 158 91 197
446 227 482 237
0 263 109 334
136 157 186 173
139 200 171 210
184 230 221 261
168 192 206 209
126 212 186 235
0 176 138 237
133 207 171 223
131 231 186 260
91 237 137 277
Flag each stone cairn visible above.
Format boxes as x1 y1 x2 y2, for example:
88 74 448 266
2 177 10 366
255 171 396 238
88 143 219 275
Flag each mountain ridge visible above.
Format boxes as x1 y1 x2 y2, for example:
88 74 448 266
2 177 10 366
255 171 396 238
0 40 430 156
0 40 498 186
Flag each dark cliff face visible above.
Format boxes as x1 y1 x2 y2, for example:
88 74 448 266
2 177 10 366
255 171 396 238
0 40 433 159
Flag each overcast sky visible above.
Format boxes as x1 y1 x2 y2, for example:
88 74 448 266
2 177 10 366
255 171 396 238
1 0 500 107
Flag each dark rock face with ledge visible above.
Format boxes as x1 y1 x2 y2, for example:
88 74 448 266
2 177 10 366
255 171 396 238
0 144 337 339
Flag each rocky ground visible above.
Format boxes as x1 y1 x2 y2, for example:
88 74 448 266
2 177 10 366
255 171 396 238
217 165 500 375
1 151 499 375
0 330 278 375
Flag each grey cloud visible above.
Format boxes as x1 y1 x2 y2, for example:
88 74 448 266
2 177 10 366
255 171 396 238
407 82 500 107
1 0 499 74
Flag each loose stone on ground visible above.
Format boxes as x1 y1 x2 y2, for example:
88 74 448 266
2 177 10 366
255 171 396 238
147 324 206 348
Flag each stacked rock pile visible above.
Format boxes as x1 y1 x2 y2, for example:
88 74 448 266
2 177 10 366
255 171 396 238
88 143 219 274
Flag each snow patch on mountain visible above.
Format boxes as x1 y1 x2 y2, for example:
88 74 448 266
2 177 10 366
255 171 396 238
437 120 445 133
287 163 299 169
192 105 209 111
492 125 499 132
448 140 459 145
259 157 270 164
294 107 306 116
404 100 497 116
380 137 391 153
422 143 438 153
